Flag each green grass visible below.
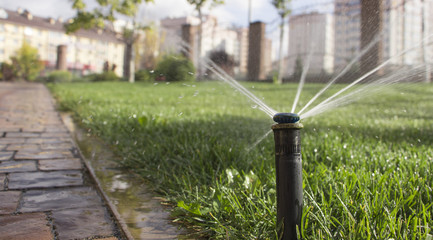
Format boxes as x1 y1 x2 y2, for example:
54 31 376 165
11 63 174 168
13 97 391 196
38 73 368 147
49 81 433 239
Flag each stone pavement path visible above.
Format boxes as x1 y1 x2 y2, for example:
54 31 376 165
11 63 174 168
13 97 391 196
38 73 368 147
0 82 123 240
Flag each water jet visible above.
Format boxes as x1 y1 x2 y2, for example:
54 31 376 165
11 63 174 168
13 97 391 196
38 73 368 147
272 113 303 240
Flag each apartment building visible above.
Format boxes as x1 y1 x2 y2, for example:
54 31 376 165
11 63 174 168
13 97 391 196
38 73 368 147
0 8 124 76
287 12 335 76
160 15 253 77
334 0 433 71
334 0 361 70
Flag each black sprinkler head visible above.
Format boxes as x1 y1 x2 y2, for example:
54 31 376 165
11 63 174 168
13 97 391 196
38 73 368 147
273 112 300 124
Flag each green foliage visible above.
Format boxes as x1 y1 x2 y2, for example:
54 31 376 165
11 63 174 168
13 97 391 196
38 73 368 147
155 55 195 82
272 0 291 18
66 0 154 33
185 0 224 10
48 70 73 82
10 41 44 81
49 82 433 239
134 69 152 82
85 71 120 82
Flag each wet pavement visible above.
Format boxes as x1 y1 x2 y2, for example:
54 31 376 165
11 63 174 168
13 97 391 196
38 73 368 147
62 114 189 239
0 82 123 239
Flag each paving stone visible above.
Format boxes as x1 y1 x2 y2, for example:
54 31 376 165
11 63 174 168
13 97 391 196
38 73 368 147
41 143 74 150
0 151 14 161
19 187 101 212
0 161 37 173
0 212 53 240
45 127 69 133
0 174 5 190
0 191 21 214
6 144 40 151
6 132 40 138
21 126 45 133
0 145 5 150
0 138 26 144
39 158 82 171
15 150 74 160
53 205 115 239
0 128 21 133
41 132 71 138
26 137 71 144
8 170 83 189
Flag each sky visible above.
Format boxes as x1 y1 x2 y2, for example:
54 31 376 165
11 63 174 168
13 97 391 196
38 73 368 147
0 0 278 25
0 0 333 28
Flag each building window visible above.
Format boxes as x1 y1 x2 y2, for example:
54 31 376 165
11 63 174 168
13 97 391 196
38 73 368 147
24 27 33 36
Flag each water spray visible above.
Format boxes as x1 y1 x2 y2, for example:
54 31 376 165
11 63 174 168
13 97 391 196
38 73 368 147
272 113 303 240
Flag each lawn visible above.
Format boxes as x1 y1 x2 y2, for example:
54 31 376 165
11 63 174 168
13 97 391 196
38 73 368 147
49 81 433 239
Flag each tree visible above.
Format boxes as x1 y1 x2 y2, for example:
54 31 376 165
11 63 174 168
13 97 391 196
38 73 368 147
1 63 15 81
272 0 291 84
185 0 224 79
135 25 164 70
10 41 44 81
67 0 153 82
292 55 303 81
207 50 236 77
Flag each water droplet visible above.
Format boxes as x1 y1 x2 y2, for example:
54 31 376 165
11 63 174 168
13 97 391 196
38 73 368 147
314 148 318 153
343 144 347 149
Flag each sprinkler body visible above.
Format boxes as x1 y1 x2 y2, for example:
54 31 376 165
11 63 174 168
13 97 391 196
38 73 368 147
272 115 303 240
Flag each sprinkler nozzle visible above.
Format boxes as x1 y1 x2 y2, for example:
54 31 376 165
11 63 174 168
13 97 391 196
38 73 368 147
273 113 300 124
